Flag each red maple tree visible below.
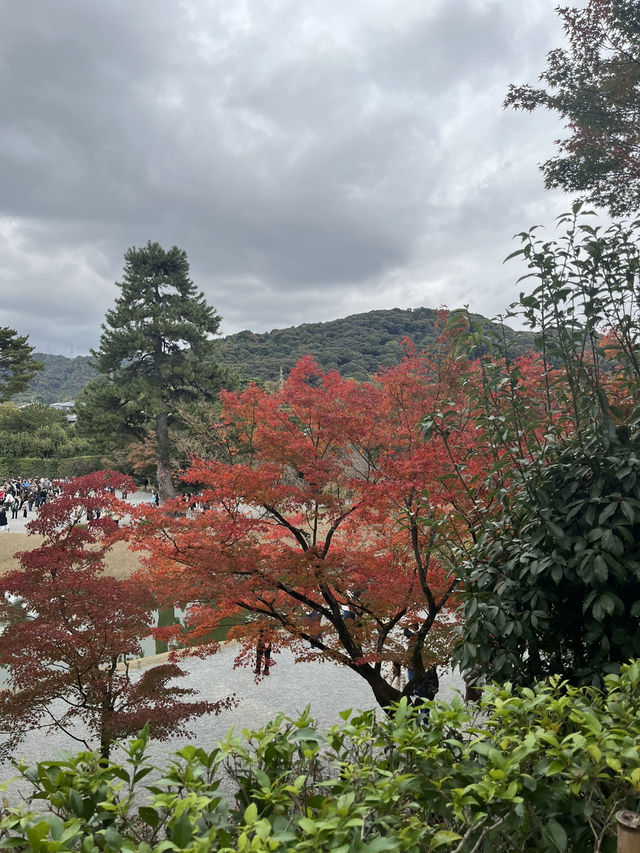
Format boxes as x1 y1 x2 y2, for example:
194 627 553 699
131 335 500 709
0 471 232 760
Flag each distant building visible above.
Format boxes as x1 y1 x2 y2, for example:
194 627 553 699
50 401 77 423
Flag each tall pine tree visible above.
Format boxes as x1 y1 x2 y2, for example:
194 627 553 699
87 242 225 500
0 327 43 402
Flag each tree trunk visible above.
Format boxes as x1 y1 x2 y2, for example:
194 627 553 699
357 663 442 716
100 705 112 763
156 411 176 502
358 665 403 712
617 811 640 853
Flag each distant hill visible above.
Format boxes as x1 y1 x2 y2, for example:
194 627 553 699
214 307 536 384
12 353 98 405
14 307 536 403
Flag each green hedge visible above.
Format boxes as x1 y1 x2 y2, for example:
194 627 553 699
0 456 103 480
3 663 640 851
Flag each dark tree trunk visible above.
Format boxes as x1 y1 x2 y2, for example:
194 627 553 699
100 702 112 762
100 729 111 762
357 665 404 712
156 411 176 502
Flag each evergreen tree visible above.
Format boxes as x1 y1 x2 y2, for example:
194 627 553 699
0 327 43 402
87 242 225 500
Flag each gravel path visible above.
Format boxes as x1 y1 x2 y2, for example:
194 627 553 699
1 487 154 535
1 643 464 801
0 490 464 801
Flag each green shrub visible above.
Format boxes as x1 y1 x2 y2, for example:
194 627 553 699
54 456 104 479
0 456 103 480
2 663 640 851
456 425 640 688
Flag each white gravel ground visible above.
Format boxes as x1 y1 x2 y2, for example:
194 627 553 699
0 643 464 803
0 490 465 803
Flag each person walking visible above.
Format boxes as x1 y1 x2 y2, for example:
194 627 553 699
255 631 272 676
411 665 439 723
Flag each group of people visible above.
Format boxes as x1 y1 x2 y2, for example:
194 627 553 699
0 479 156 532
0 477 58 531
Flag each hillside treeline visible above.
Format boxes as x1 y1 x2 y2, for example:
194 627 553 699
15 307 534 403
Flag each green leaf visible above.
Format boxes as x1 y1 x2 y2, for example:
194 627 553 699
253 768 271 788
25 822 50 850
620 500 636 523
504 248 527 262
291 726 323 743
170 812 193 849
601 528 622 555
69 788 86 818
598 501 618 524
298 817 318 834
104 825 123 851
431 829 463 847
45 814 64 841
546 520 567 542
244 802 258 825
594 555 608 582
366 839 401 852
138 807 159 829
542 818 567 852
132 767 153 784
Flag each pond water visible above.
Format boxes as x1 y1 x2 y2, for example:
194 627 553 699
0 604 244 686
142 606 244 656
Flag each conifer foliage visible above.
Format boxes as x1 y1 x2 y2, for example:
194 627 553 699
81 242 225 500
0 326 43 402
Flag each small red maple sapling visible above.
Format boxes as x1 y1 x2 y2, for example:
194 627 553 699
0 471 234 760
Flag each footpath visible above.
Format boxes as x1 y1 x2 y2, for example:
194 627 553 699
0 488 154 535
1 644 464 795
0 490 464 793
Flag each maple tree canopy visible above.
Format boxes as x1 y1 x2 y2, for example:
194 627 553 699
130 330 561 710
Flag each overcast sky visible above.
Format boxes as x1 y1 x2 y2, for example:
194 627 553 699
2 0 574 355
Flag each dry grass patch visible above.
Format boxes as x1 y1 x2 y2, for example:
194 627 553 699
0 535 144 580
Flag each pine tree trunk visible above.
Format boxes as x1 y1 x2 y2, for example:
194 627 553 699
156 411 176 502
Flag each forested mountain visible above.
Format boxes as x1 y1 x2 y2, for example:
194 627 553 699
15 307 535 402
216 306 535 384
12 354 98 405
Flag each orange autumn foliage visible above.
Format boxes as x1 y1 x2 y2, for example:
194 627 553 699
131 335 564 709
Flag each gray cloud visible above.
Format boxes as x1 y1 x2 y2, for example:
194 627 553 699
1 0 571 354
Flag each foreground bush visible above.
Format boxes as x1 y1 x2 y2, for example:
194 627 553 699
2 663 640 851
